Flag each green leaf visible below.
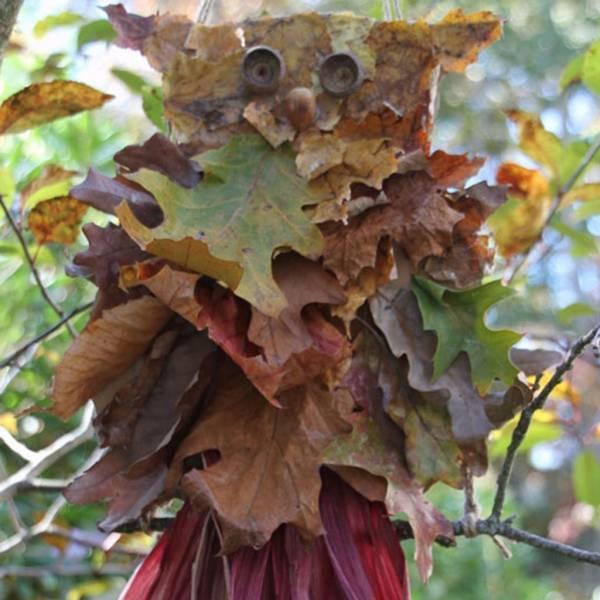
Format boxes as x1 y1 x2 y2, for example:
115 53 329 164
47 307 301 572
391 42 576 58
111 68 149 95
573 451 600 507
141 85 166 132
0 167 15 198
560 53 584 90
556 302 596 327
550 215 598 258
582 40 600 96
77 20 116 50
34 12 83 37
412 278 522 394
118 134 327 317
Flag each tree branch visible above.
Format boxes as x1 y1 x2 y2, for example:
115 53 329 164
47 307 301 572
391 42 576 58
491 322 600 522
0 0 23 68
0 402 95 500
0 302 92 370
507 135 600 282
0 195 76 337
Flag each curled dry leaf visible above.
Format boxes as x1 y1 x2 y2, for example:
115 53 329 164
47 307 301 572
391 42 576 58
0 81 112 134
167 361 354 552
114 133 202 189
52 296 172 419
27 195 87 245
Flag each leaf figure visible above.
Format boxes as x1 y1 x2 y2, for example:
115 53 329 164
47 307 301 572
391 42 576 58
118 134 326 317
0 81 112 134
166 361 354 552
412 277 522 393
27 195 87 245
52 296 172 419
323 413 453 582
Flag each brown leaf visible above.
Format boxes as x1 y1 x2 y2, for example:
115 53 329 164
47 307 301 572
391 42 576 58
428 150 485 188
27 196 87 245
509 347 564 376
52 296 172 419
430 10 502 73
248 253 346 365
114 133 202 189
103 4 155 51
324 412 453 582
167 360 354 551
0 81 112 134
70 168 163 227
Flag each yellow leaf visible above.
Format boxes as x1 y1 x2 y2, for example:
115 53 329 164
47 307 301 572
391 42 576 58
20 165 78 211
0 81 113 134
27 196 88 245
0 412 17 434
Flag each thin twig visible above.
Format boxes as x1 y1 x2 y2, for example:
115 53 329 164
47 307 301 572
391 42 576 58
0 302 92 370
0 195 76 337
0 457 26 535
507 136 600 282
0 425 38 462
16 477 72 493
0 402 95 500
491 323 600 522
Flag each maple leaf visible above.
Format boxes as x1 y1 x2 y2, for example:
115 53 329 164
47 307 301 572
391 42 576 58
27 196 87 245
323 412 453 582
411 277 522 393
118 134 326 317
52 296 172 419
166 361 354 552
0 81 112 134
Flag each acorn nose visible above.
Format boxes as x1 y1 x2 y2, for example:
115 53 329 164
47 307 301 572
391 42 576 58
283 87 317 131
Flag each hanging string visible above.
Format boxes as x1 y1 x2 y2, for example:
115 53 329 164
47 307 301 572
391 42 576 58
392 0 403 19
196 0 216 24
383 0 392 21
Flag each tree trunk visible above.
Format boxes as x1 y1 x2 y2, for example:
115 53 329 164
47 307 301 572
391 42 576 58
0 0 24 69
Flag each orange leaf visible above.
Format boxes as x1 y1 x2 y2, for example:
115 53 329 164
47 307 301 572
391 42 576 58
27 196 88 245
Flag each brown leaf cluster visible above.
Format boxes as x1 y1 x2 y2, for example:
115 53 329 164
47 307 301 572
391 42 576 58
51 6 516 583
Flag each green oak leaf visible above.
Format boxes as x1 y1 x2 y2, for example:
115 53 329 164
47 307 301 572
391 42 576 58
118 134 326 317
412 277 522 394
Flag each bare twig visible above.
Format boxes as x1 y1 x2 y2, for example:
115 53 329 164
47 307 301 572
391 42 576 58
0 195 76 337
491 323 600 522
0 457 25 535
0 302 92 370
16 477 72 493
0 402 95 500
507 136 600 282
0 425 38 462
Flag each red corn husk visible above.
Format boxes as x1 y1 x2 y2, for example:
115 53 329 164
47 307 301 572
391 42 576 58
121 470 410 600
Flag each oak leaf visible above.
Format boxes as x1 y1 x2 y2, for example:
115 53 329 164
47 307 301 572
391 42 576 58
118 134 326 317
411 277 521 393
167 361 354 551
0 81 112 134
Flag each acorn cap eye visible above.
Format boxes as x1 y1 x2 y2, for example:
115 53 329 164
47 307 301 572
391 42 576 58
319 52 363 98
242 46 285 93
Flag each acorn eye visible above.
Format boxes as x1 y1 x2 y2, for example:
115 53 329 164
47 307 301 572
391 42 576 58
242 46 285 93
319 52 363 98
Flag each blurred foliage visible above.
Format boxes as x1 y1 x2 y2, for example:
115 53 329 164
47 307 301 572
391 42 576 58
1 0 600 599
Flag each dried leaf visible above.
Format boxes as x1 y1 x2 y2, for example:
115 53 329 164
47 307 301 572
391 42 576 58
118 135 326 317
20 165 78 212
27 196 87 245
114 133 202 188
0 81 112 134
102 4 155 51
167 361 354 551
71 168 163 228
324 413 453 582
52 296 172 419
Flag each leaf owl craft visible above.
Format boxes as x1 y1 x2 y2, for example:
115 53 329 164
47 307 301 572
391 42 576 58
53 4 523 597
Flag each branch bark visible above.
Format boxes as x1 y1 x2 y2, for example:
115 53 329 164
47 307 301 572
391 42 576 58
0 0 23 68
